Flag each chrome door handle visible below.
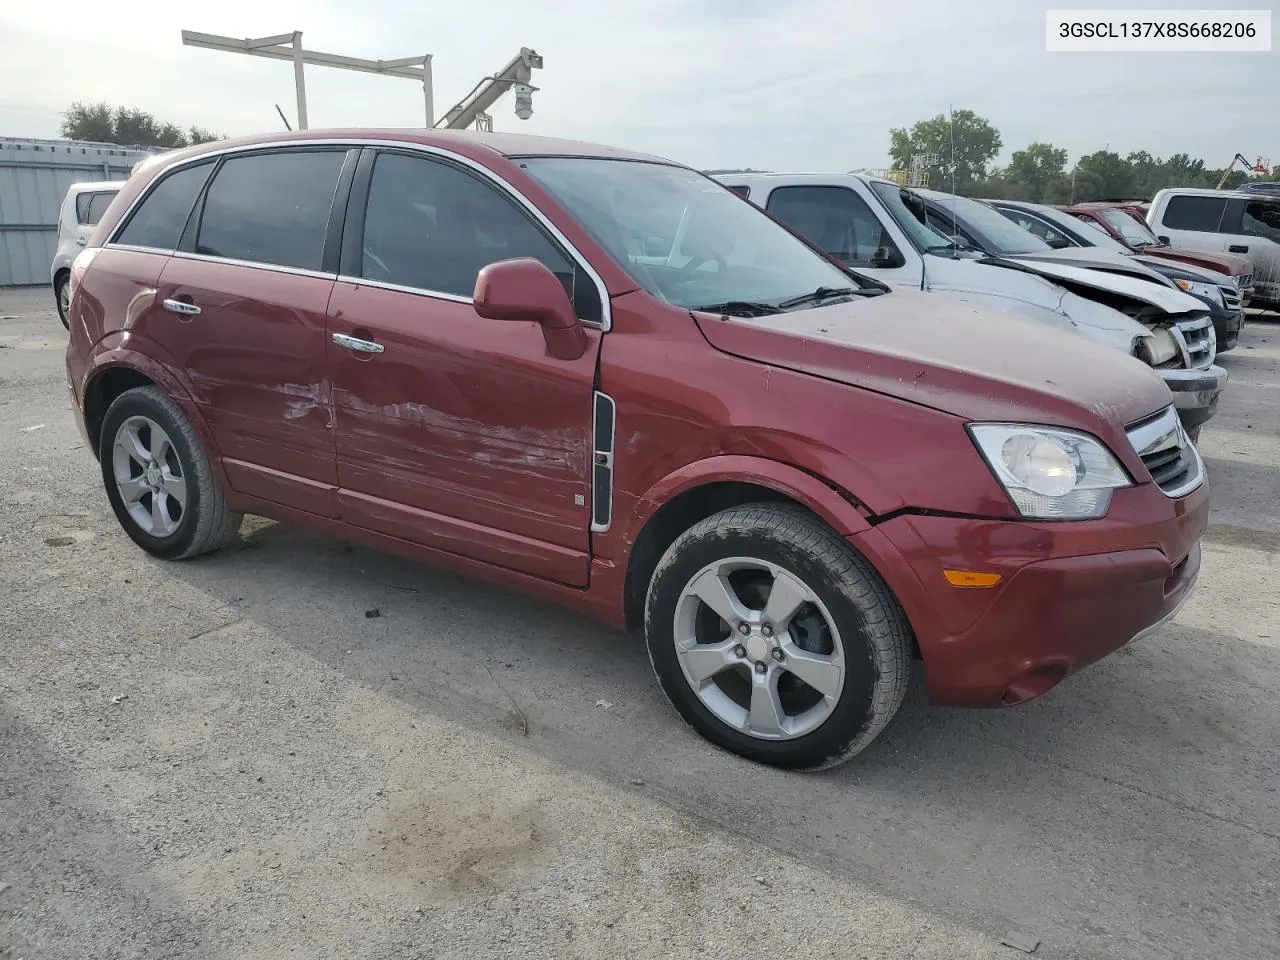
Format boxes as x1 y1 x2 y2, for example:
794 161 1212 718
162 298 201 316
332 332 384 354
75 238 87 246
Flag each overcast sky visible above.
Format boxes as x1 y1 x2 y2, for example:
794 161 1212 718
1 0 1274 172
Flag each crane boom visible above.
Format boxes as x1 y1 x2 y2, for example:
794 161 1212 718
436 48 543 129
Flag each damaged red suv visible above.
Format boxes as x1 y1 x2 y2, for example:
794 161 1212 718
66 131 1206 769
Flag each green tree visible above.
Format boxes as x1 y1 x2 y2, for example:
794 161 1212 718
888 109 1002 193
1004 142 1068 203
59 101 114 143
60 101 223 148
1072 150 1137 202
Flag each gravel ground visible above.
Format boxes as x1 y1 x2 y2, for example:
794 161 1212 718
1 286 1277 960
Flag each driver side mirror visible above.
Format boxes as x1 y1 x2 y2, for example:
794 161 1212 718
1045 236 1070 249
871 246 906 268
473 258 588 361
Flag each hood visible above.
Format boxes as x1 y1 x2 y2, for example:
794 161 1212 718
904 257 1158 348
1138 246 1252 277
1131 255 1229 284
978 256 1205 315
693 288 1170 429
1007 247 1175 288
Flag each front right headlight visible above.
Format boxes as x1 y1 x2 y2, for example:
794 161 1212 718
969 424 1132 519
1132 328 1179 367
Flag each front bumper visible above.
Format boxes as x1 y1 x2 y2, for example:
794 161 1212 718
1161 363 1227 430
1212 310 1245 353
851 480 1208 708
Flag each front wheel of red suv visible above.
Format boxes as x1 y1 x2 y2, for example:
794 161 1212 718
644 504 912 770
99 386 242 560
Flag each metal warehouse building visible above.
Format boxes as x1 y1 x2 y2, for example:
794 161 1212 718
0 138 150 287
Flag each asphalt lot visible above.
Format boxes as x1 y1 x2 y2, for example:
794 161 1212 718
1 285 1277 960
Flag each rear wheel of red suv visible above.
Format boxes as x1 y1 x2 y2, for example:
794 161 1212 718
99 386 242 560
644 504 912 770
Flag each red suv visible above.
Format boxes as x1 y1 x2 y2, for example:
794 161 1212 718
66 130 1207 769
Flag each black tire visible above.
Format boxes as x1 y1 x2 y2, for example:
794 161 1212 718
99 386 241 560
54 274 70 330
644 504 912 770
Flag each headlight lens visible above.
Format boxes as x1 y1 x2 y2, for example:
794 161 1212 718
1174 278 1225 306
969 424 1131 519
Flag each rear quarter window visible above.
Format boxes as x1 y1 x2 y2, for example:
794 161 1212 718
115 162 215 250
1161 195 1228 233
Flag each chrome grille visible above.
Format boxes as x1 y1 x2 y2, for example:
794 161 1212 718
1173 314 1215 369
1239 274 1254 306
1125 406 1204 498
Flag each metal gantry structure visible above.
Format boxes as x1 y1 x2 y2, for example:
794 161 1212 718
179 30 543 132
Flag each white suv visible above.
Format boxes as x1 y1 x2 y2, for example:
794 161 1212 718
50 180 124 328
1147 187 1280 309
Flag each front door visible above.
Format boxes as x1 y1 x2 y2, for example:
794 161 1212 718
328 149 604 586
155 147 353 517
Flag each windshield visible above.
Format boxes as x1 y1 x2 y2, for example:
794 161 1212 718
1030 206 1132 253
518 158 857 311
922 193 1051 255
1064 214 1132 252
866 180 979 256
1099 208 1161 246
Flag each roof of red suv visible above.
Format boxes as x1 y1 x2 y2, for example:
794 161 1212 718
131 128 670 176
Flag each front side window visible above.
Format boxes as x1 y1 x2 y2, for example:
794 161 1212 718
520 158 860 311
114 162 214 251
196 150 345 271
766 185 903 267
999 210 1070 246
1099 208 1160 246
1162 195 1227 232
358 152 592 319
1242 200 1280 242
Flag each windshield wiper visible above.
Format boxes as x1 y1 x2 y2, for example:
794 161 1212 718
690 300 782 317
776 286 876 309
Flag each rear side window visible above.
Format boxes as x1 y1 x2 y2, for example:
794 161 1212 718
1242 200 1280 243
1161 195 1227 232
115 162 214 250
358 151 598 321
766 185 900 267
82 191 117 226
75 191 116 225
196 151 346 271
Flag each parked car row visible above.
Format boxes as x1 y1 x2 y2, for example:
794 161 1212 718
717 173 1226 439
60 131 1211 771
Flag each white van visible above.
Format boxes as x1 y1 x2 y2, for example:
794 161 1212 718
1147 187 1280 309
718 172 1226 438
50 180 124 328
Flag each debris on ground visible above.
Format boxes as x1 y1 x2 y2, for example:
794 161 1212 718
595 698 614 710
110 695 128 705
364 608 381 618
1000 931 1040 953
20 424 45 432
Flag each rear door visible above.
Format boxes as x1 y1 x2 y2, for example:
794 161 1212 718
153 147 355 517
326 147 604 585
1234 197 1280 301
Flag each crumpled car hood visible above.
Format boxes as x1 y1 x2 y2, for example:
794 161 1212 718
1005 247 1175 288
693 288 1171 429
979 255 1203 314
